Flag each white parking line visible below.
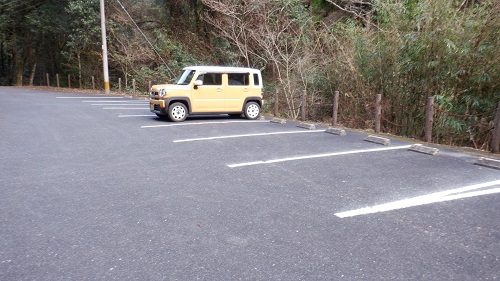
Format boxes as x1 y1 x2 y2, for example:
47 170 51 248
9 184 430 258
227 145 412 168
174 130 325 143
91 104 148 106
141 120 268 128
335 180 500 218
103 107 150 110
82 100 148 103
119 115 155 117
56 97 124 99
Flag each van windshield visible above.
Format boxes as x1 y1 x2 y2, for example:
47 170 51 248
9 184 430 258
174 69 195 85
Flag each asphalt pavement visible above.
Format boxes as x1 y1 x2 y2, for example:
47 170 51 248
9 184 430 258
1 87 499 280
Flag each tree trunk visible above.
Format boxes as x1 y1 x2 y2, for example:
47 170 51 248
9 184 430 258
29 63 36 86
78 53 82 88
15 62 23 86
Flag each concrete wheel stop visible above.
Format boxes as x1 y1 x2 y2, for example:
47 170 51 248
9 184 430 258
408 144 440 155
325 127 346 136
475 157 500 170
364 135 391 146
297 122 316 130
270 118 286 124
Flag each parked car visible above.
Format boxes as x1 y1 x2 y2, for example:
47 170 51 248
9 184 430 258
150 66 264 122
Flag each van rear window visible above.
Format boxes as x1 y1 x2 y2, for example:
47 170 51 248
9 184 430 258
228 73 249 86
253 73 260 86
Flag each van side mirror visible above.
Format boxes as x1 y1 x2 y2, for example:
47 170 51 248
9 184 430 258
194 80 203 89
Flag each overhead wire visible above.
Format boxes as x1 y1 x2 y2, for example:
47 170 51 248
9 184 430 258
114 0 174 77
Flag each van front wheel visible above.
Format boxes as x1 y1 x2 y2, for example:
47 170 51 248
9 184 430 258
244 102 260 120
168 102 188 122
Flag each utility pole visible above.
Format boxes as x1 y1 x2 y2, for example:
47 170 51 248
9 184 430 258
100 0 110 95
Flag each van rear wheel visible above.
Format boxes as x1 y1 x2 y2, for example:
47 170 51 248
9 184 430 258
168 102 188 122
244 102 260 120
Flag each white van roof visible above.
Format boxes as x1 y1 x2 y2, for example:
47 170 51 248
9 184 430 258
183 66 260 73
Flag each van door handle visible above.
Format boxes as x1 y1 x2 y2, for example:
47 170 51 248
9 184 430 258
217 88 223 93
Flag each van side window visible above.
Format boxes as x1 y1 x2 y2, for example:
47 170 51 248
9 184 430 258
253 73 260 86
198 73 222 86
228 73 249 86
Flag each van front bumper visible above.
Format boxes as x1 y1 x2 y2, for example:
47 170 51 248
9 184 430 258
150 99 167 115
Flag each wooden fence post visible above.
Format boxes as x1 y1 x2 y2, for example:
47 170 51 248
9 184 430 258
46 73 50 87
274 89 279 117
56 74 60 88
375 94 382 133
148 81 152 94
332 90 339 127
92 76 95 90
425 96 434 143
118 78 122 92
68 74 71 88
491 101 500 153
301 90 307 121
132 79 136 96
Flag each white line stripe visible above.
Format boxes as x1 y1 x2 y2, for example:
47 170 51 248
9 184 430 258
335 180 500 218
91 104 148 106
174 130 325 143
141 120 268 128
436 188 500 202
103 107 150 110
119 115 155 117
227 145 412 168
56 97 124 99
82 100 148 103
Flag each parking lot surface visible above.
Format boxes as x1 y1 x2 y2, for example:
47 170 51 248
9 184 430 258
1 87 499 280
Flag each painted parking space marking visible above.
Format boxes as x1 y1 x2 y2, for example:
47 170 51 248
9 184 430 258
56 96 124 99
82 100 148 103
119 114 155 117
103 107 150 110
173 130 325 143
335 180 500 218
227 145 412 168
141 120 268 128
91 103 148 106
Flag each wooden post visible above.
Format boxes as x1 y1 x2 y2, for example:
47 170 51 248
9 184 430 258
68 74 71 88
425 96 434 143
132 79 136 96
92 76 95 90
118 78 122 92
301 90 307 121
148 81 151 93
56 74 60 88
491 101 500 153
332 90 339 127
46 73 50 87
375 94 382 133
274 89 279 117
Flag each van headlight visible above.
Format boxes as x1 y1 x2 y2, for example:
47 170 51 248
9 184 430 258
159 88 166 97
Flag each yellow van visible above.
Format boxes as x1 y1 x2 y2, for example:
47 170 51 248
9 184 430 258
149 66 264 121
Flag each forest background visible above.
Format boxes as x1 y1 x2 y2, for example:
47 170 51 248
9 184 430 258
0 0 498 150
